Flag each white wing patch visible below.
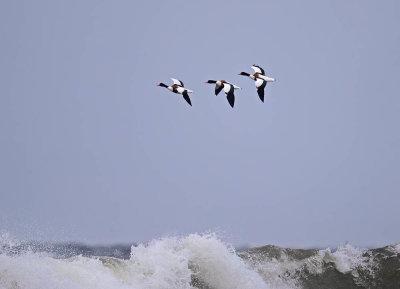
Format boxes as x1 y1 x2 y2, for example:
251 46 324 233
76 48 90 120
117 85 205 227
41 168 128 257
255 78 264 88
171 78 184 87
251 66 263 75
176 87 185 94
223 83 232 93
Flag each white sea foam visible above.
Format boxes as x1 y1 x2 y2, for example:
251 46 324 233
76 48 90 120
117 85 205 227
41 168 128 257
242 253 303 289
241 244 378 289
0 232 19 251
0 233 383 289
0 233 270 289
392 243 400 253
385 243 400 257
320 244 372 273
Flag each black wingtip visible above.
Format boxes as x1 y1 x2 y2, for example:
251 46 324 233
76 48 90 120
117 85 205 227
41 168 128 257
227 94 235 108
182 92 192 106
257 90 265 102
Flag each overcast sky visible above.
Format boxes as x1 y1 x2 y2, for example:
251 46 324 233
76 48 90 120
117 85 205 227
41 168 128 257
1 0 399 247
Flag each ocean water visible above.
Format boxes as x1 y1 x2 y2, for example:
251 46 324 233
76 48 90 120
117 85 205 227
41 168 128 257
0 233 399 289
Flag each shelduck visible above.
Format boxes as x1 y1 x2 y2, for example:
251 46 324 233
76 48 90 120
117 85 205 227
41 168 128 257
157 78 193 106
238 65 275 102
205 80 240 108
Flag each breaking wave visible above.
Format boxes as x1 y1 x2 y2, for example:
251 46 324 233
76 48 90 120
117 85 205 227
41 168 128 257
0 233 399 289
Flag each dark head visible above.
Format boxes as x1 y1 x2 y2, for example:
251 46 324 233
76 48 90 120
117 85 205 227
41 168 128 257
238 72 250 77
205 80 217 84
157 83 168 88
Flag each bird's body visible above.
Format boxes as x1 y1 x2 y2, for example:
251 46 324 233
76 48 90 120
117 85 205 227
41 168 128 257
239 65 275 102
157 78 193 106
206 80 240 108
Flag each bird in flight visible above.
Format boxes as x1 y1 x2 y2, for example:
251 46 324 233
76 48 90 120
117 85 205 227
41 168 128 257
157 78 193 106
238 65 275 102
205 80 240 108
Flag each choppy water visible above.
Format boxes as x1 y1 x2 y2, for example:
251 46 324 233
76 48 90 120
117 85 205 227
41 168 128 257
0 233 399 289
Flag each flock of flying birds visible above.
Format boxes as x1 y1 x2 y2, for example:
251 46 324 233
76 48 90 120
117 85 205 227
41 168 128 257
157 64 275 108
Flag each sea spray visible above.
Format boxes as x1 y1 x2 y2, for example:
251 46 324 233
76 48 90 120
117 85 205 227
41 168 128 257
1 233 399 289
0 233 270 289
124 233 269 289
240 243 400 289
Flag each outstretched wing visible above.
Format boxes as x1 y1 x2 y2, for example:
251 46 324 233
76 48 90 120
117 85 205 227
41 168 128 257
224 84 235 108
171 78 184 87
251 65 265 75
215 82 223 95
255 78 267 102
182 90 192 106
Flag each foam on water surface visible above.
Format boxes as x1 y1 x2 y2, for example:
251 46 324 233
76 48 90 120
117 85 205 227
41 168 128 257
1 233 398 289
0 233 271 289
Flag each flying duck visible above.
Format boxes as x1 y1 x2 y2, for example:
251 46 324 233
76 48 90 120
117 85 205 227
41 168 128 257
238 65 275 102
157 78 193 106
205 80 240 108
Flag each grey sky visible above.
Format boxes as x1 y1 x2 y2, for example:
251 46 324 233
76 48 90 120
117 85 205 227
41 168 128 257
0 0 399 247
